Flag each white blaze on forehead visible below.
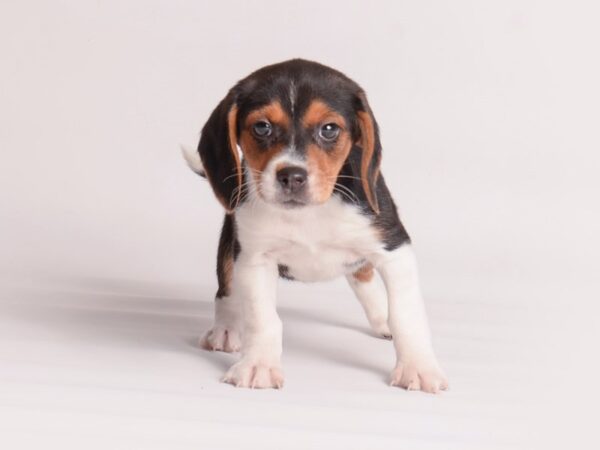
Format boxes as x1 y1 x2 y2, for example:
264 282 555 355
289 81 297 150
289 81 296 115
267 151 306 172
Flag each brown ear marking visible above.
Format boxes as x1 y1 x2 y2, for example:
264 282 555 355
227 105 243 211
357 109 380 214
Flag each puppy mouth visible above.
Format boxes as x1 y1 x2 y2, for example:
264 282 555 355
280 199 307 208
253 186 310 208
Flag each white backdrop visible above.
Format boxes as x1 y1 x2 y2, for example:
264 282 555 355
1 1 599 449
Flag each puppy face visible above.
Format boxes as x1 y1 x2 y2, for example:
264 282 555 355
198 59 382 213
240 98 354 207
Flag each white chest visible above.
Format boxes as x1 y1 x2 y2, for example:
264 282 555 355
235 198 381 282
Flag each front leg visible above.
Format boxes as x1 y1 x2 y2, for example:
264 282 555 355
377 244 448 393
222 252 284 389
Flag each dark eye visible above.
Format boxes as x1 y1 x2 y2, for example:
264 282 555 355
252 121 272 137
319 123 340 141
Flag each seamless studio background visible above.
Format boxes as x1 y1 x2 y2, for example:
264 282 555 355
1 1 599 449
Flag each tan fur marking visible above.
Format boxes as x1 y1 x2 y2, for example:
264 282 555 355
353 264 374 282
221 253 234 296
240 134 284 175
240 101 290 193
302 100 351 203
302 100 346 128
227 105 243 209
357 110 379 214
306 138 352 203
245 101 290 128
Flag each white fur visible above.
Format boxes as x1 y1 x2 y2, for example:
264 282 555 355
200 295 242 353
222 251 284 388
198 158 447 392
375 246 448 392
346 272 391 338
180 144 205 176
289 81 296 116
236 194 382 282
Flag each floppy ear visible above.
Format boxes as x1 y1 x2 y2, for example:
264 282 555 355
197 93 242 212
355 92 382 214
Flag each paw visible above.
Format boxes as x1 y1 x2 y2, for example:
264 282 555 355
390 359 448 394
200 326 241 353
222 359 284 389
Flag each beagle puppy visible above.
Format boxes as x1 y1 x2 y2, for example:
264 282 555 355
184 59 448 393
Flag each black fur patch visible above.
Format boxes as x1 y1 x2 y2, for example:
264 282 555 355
337 145 410 251
371 175 411 251
215 214 240 298
278 264 294 280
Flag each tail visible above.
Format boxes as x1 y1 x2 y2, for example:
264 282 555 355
180 144 206 177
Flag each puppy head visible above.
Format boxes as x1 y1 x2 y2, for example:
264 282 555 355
198 59 382 213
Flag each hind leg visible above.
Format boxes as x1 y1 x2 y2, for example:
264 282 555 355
200 215 242 353
346 264 391 339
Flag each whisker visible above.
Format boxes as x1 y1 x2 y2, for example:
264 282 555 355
223 167 264 184
334 182 359 203
333 174 362 181
335 189 358 205
229 181 254 208
333 185 358 205
244 167 263 175
229 174 263 209
222 171 243 183
333 188 356 205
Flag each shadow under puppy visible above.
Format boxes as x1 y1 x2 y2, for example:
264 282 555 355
183 59 448 393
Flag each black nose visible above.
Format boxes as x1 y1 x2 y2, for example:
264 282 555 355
276 166 307 193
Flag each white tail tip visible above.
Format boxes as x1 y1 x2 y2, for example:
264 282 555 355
180 144 205 176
